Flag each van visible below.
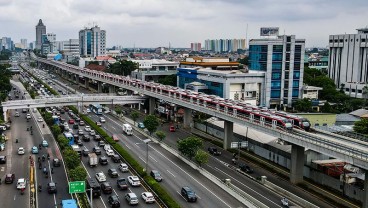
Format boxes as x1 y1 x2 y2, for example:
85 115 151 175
122 124 132 136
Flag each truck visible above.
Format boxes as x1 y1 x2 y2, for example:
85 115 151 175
16 178 26 189
88 153 98 167
122 124 132 136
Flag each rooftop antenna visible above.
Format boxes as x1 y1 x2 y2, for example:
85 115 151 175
245 23 248 49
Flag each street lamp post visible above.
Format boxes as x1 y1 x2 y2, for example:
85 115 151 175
143 139 151 173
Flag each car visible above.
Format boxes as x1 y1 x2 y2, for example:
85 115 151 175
127 176 140 187
37 117 43 122
95 172 107 182
82 147 90 156
95 121 101 126
106 149 114 157
78 129 84 135
94 134 101 141
42 140 48 147
79 120 85 126
14 112 20 117
83 135 91 142
16 178 26 189
73 124 79 129
108 195 121 208
22 109 27 113
150 170 162 182
112 134 119 142
18 147 25 155
169 125 176 132
117 177 128 190
75 117 81 123
93 146 102 155
125 192 139 205
84 126 91 132
89 130 96 136
26 114 31 119
181 186 197 202
137 122 145 129
99 156 108 165
53 158 61 167
75 139 83 146
141 192 155 203
111 154 121 163
86 108 91 113
5 173 15 184
31 146 39 154
239 163 254 173
108 168 119 178
98 141 105 147
100 117 106 123
47 182 57 194
101 182 113 194
119 163 129 172
208 147 221 156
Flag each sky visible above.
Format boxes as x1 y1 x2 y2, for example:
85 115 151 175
1 0 368 48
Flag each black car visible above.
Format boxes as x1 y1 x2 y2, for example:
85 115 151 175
83 135 90 142
181 186 197 202
101 182 113 194
47 182 57 194
108 168 118 178
108 195 120 208
75 139 83 146
73 124 79 129
5 173 15 184
53 158 61 167
208 147 221 156
117 178 128 190
99 156 108 165
150 170 162 182
93 146 102 155
94 135 101 141
75 117 81 123
111 154 121 163
0 156 7 164
239 164 254 173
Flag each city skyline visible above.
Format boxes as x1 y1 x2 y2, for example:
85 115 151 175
0 0 368 48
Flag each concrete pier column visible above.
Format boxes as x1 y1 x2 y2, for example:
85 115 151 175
363 170 368 208
3 109 8 123
109 85 115 94
183 108 193 129
223 120 234 150
84 78 89 89
290 144 305 184
97 81 102 93
148 97 155 115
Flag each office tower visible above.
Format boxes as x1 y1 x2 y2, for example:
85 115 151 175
249 34 305 108
191 43 202 51
21 39 28 49
79 25 106 57
35 19 46 49
328 28 368 98
204 39 246 52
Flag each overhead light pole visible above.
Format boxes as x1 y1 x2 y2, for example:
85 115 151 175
143 139 151 173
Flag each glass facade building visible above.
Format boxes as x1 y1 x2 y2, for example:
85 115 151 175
79 26 106 57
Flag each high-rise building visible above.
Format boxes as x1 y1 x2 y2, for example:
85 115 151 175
56 39 80 62
79 25 106 57
328 28 368 98
21 39 28 49
190 43 201 51
35 19 46 49
204 39 246 52
1 37 12 50
249 35 305 108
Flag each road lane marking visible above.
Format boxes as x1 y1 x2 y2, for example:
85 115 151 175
125 145 131 150
111 126 116 131
167 170 176 177
149 155 157 162
138 156 145 163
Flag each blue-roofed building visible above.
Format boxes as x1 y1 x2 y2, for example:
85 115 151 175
54 53 62 61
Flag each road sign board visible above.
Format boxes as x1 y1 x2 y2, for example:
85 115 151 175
231 142 238 148
69 181 85 193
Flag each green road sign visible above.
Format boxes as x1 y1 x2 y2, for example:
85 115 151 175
69 181 85 193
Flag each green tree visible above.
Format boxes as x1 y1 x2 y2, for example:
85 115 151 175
353 118 368 134
177 136 203 160
44 112 54 126
194 150 209 167
143 115 159 135
57 134 69 150
157 74 177 86
293 98 312 112
155 131 166 142
321 102 333 113
63 148 80 169
51 124 61 138
131 111 140 125
106 60 138 76
69 166 88 181
115 106 122 117
30 62 37 68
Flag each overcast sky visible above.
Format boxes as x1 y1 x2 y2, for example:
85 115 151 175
1 0 368 48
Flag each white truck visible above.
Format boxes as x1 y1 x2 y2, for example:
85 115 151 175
16 178 26 189
104 144 111 151
122 124 132 136
88 153 98 167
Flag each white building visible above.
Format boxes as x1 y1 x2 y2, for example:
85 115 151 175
131 59 179 81
302 85 323 99
328 28 368 98
79 25 106 57
20 39 27 49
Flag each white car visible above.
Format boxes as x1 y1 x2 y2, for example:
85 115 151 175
119 163 129 172
26 114 31 119
125 192 139 205
18 147 25 155
14 112 20 117
89 130 96 136
78 129 84 135
127 176 141 187
37 117 43 122
99 117 106 123
95 172 106 182
16 178 26 189
141 192 155 203
85 126 91 132
86 108 91 113
106 149 114 157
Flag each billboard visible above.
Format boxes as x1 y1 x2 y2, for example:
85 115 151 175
260 27 279 36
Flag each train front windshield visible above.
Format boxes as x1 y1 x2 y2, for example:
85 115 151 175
285 120 293 129
301 119 310 127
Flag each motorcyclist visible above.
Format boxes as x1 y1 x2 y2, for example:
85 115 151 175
42 155 45 161
47 153 50 160
51 168 54 174
38 184 42 192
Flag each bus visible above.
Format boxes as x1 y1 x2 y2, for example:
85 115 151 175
90 104 103 115
52 115 60 125
64 132 74 145
61 199 77 208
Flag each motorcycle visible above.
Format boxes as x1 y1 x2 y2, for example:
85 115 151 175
281 198 289 207
42 155 45 161
15 139 18 143
38 185 42 192
20 188 25 195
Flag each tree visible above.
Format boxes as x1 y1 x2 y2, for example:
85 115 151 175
106 60 138 76
63 148 80 169
115 106 122 117
321 102 333 113
69 166 88 181
57 135 69 150
194 150 209 167
51 124 61 138
353 118 368 134
155 131 166 142
293 98 312 112
131 111 140 125
143 115 159 135
44 112 54 126
177 136 203 160
157 74 177 86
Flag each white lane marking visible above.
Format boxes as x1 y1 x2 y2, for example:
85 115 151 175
99 196 108 208
47 160 53 182
0 167 4 172
138 156 145 163
81 162 91 178
167 170 176 177
13 195 16 200
125 145 131 150
213 166 281 207
149 155 157 162
134 143 140 148
113 189 118 195
111 126 116 131
149 145 232 208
